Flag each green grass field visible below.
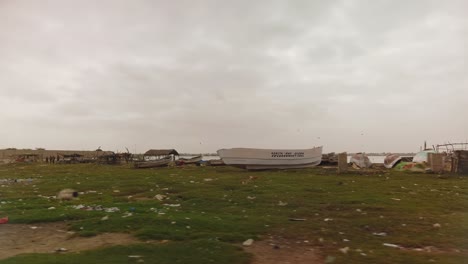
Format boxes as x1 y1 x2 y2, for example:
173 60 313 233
0 163 467 263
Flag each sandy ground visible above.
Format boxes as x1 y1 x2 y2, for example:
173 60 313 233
0 222 139 260
244 236 323 264
1 222 323 263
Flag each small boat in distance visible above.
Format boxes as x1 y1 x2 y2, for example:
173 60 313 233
177 155 202 165
217 147 322 170
134 157 172 169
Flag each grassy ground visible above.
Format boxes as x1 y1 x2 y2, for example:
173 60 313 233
0 163 467 263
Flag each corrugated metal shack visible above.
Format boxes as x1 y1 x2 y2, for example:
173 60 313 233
452 150 468 174
97 153 132 165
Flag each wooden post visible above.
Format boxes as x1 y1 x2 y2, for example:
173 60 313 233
338 152 348 174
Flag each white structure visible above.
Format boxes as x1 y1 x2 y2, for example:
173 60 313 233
217 147 323 170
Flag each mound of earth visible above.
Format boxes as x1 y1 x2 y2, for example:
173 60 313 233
243 236 322 264
0 222 139 260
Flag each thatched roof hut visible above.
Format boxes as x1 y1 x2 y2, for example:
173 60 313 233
144 149 179 156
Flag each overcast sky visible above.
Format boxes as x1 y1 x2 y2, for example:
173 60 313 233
1 0 467 153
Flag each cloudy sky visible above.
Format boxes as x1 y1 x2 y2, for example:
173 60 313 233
1 0 467 153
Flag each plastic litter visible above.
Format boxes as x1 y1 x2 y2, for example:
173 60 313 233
339 247 349 254
278 201 288 206
289 218 307 221
57 188 78 200
0 216 8 224
242 239 254 246
163 204 180 207
383 243 401 248
373 232 387 236
154 194 166 201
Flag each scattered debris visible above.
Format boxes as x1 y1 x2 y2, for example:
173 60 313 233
48 207 56 210
0 217 9 224
154 194 166 201
383 243 401 248
372 232 387 236
71 205 120 212
163 204 180 207
243 239 254 246
101 216 109 221
339 247 350 254
288 218 307 221
55 248 68 252
57 189 78 200
324 218 333 222
278 201 288 206
433 223 441 228
122 212 133 218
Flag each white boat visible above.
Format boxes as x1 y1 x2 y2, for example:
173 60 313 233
217 147 323 170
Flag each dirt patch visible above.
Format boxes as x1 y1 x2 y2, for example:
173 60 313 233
2 223 324 264
0 222 140 260
243 236 323 264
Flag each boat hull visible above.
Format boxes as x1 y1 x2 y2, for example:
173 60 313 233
177 156 202 165
207 159 225 166
217 147 322 170
134 158 171 169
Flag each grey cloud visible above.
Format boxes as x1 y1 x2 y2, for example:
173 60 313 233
0 0 467 152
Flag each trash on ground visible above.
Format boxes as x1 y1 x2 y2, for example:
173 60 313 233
373 232 387 236
70 204 120 212
383 243 401 248
154 194 166 201
242 239 254 246
57 188 78 200
339 247 350 254
163 203 180 207
278 201 288 206
0 216 9 224
289 218 307 221
122 212 133 218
